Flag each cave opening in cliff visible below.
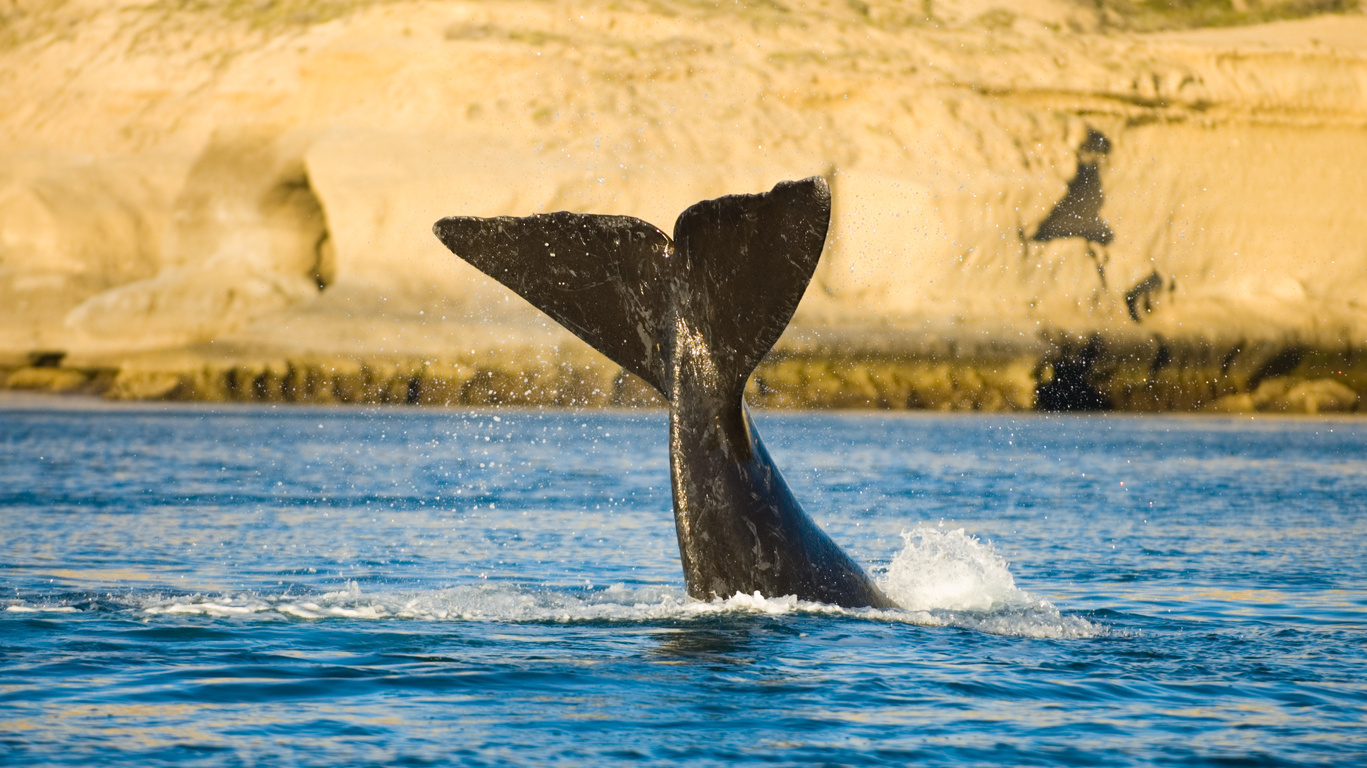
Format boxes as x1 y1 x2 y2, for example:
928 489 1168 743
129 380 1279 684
27 351 65 368
264 172 336 292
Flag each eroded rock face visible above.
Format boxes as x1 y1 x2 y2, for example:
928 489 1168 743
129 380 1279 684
1 0 1365 409
0 155 169 351
63 128 332 350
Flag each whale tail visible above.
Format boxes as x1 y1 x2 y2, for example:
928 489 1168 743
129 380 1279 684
435 178 894 609
431 177 831 401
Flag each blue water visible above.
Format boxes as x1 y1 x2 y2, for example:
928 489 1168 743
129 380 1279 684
2 394 1365 767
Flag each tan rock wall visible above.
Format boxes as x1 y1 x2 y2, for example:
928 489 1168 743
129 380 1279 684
2 0 1365 409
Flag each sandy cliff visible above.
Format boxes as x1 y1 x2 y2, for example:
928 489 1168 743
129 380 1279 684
2 0 1365 411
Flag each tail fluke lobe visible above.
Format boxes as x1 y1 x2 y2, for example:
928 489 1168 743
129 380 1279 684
433 213 672 392
671 177 831 398
432 177 831 401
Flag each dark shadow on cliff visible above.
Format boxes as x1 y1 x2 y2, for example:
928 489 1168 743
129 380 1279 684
1125 271 1164 322
1036 335 1112 412
1034 129 1114 246
1248 345 1309 390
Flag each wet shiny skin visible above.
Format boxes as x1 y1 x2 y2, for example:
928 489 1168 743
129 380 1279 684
2 399 1366 767
433 177 888 606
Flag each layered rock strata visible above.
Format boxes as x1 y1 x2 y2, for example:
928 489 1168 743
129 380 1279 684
2 0 1365 413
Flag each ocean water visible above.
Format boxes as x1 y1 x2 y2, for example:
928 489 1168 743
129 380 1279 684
1 395 1364 767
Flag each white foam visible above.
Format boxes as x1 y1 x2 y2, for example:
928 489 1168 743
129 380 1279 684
4 604 78 613
126 552 1100 639
9 526 1102 639
876 524 1102 639
135 584 837 626
137 581 683 622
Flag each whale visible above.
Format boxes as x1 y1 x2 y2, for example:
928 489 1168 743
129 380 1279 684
433 177 896 609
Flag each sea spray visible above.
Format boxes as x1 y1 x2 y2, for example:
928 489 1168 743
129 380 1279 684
880 525 1027 612
878 524 1103 638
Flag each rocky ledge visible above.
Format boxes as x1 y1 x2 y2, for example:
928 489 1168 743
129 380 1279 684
4 329 1365 414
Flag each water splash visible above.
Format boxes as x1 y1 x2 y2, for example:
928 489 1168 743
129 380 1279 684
877 524 1102 638
881 525 1029 611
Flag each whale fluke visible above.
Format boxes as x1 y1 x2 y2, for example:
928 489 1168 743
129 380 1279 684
434 177 896 609
433 213 673 391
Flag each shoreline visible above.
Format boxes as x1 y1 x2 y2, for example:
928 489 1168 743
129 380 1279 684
5 336 1363 415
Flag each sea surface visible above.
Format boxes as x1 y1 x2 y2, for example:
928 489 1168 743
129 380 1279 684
1 395 1364 767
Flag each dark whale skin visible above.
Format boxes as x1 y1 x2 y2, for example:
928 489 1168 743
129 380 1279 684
434 177 895 609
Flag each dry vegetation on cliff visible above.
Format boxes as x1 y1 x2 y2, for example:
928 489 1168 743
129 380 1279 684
1092 0 1360 31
